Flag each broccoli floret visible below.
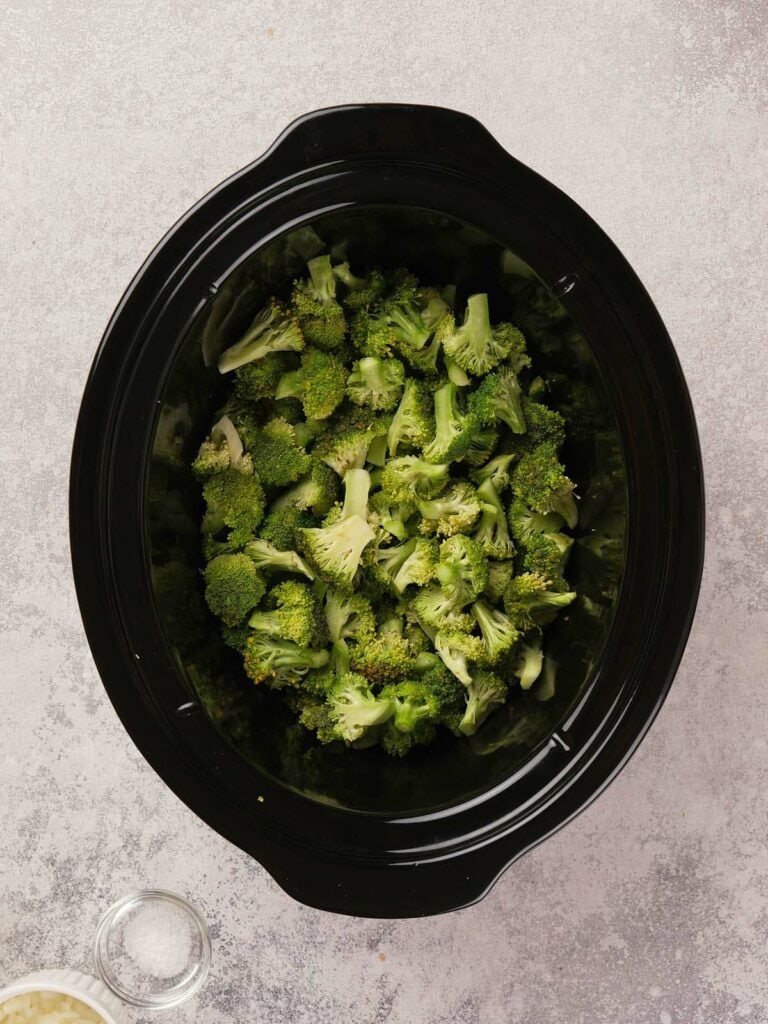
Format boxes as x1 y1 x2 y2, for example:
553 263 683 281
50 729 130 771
380 456 450 503
364 537 419 593
271 459 340 515
192 437 232 480
434 629 485 685
323 589 376 645
346 356 405 412
202 468 265 545
471 599 519 665
275 348 347 420
251 417 311 486
297 468 376 589
459 670 509 736
413 586 473 631
422 381 477 464
418 482 487 537
358 273 432 359
203 553 266 627
333 262 386 309
511 442 578 528
349 633 416 685
387 378 433 456
484 560 517 603
244 538 315 580
392 537 439 592
192 415 253 479
218 298 304 373
435 535 490 600
521 530 574 585
507 496 567 544
291 255 347 351
513 635 544 690
472 478 515 560
243 633 329 687
379 679 441 755
445 355 471 386
233 352 293 403
322 673 395 743
462 424 499 468
314 410 388 477
259 505 313 550
437 293 526 376
503 572 576 629
220 619 252 654
369 490 415 541
468 369 526 434
248 580 324 647
471 452 516 492
517 398 566 450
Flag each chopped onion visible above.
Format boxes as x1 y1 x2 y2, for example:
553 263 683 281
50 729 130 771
0 990 104 1023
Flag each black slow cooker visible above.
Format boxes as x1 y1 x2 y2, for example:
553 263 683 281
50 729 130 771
70 104 704 917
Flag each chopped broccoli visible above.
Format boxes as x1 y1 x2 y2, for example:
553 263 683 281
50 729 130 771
468 369 526 434
291 255 347 350
202 468 266 545
248 580 325 647
434 629 485 685
234 352 293 403
418 482 488 537
380 679 441 755
243 633 329 687
434 535 490 600
323 673 395 743
437 293 526 376
323 589 376 645
272 459 340 515
471 452 516 492
503 572 576 629
218 298 304 373
259 505 313 550
204 553 266 626
244 538 315 580
413 586 473 631
333 262 386 309
275 348 348 420
422 380 477 464
513 635 544 690
462 424 499 468
251 417 311 487
346 356 405 411
349 633 416 685
381 456 450 503
387 378 433 456
459 670 509 736
484 560 517 603
297 468 376 589
392 537 439 592
511 442 578 528
472 478 515 559
313 410 388 477
471 599 519 664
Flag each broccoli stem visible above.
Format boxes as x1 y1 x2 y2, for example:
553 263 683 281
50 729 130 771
341 468 372 520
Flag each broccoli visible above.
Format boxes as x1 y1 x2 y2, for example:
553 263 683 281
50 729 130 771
244 538 315 580
243 633 329 687
218 298 304 373
204 553 266 626
434 535 490 600
392 537 439 592
259 505 313 550
511 442 578 528
471 452 516 492
272 459 340 515
434 629 485 685
346 356 405 411
323 589 376 645
471 599 519 665
333 262 386 309
468 369 526 435
322 673 395 743
387 378 433 455
349 633 416 685
297 468 376 589
422 381 477 464
202 468 266 545
413 586 474 631
381 456 450 503
503 572 576 629
248 580 324 647
418 482 488 537
314 410 388 477
275 349 348 420
233 352 293 403
459 670 509 736
193 253 581 756
472 477 515 560
513 636 544 690
437 293 526 376
291 255 347 350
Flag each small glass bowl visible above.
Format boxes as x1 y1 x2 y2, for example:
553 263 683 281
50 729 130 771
94 890 211 1009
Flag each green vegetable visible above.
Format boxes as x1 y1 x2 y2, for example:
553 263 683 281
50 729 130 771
192 255 582 755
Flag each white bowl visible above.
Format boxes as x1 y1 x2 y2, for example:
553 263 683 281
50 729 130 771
0 968 127 1024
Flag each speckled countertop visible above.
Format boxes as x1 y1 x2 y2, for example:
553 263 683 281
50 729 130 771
2 2 766 1022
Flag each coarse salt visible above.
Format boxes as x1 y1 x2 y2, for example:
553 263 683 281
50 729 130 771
122 902 191 979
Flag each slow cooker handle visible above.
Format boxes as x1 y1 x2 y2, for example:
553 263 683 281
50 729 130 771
263 103 514 175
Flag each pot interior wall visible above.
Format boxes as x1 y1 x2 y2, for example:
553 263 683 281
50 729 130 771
146 207 625 814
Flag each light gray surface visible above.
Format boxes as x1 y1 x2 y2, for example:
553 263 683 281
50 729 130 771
1 2 766 1022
